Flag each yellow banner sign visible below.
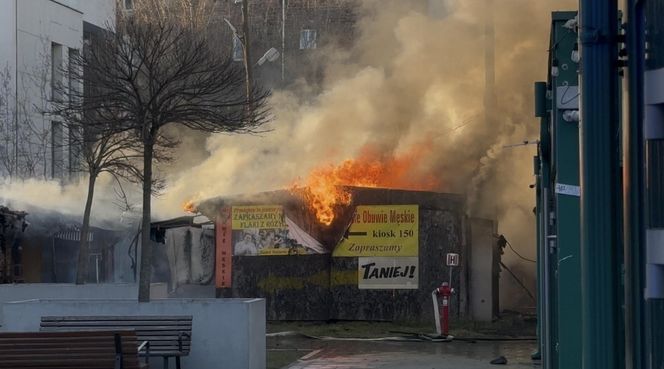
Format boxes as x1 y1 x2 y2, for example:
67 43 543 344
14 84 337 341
231 205 310 256
232 206 287 229
333 205 419 257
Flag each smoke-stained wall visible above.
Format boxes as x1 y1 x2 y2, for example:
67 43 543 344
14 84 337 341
329 188 467 322
200 187 472 323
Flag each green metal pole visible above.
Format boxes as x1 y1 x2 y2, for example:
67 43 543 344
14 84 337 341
579 1 622 369
622 0 646 368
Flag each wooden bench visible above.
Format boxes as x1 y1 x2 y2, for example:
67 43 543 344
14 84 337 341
41 316 192 369
0 330 146 369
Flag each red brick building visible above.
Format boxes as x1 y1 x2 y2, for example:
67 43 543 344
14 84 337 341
212 0 359 88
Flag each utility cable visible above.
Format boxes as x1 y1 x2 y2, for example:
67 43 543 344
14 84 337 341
497 235 536 263
506 239 536 263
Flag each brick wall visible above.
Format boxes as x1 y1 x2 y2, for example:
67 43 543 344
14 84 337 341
212 0 359 88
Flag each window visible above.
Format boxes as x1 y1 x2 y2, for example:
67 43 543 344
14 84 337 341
67 48 79 103
232 35 244 61
51 43 63 102
124 0 133 10
300 29 317 50
67 48 80 177
51 121 64 179
68 126 82 176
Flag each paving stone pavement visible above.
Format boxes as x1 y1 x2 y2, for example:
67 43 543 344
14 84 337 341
279 340 538 369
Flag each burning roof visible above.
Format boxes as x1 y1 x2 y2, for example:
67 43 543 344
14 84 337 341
289 144 443 225
194 186 464 252
185 143 445 226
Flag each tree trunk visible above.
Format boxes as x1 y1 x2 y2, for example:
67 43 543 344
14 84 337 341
76 173 97 284
138 142 154 302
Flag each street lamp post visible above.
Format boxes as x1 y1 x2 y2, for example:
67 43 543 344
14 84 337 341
224 3 280 100
240 0 252 100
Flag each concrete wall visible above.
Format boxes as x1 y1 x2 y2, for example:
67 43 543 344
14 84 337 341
469 218 498 321
2 298 266 369
75 0 116 27
330 206 465 323
230 254 331 320
209 188 468 323
0 283 167 325
170 284 216 298
53 0 116 23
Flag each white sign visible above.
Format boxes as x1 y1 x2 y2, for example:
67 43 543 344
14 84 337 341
358 257 418 289
446 253 460 266
555 183 581 197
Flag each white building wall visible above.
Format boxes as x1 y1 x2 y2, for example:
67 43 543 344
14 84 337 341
0 0 115 180
0 0 17 79
76 0 117 28
0 0 18 177
17 1 82 179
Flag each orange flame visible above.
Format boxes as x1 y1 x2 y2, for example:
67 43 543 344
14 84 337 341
183 200 197 214
290 143 441 225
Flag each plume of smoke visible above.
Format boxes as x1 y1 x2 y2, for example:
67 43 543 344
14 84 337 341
0 175 142 227
154 0 574 308
0 0 574 308
156 0 571 214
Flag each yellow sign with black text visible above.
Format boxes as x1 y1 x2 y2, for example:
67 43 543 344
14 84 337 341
231 205 307 256
231 206 287 230
333 205 419 257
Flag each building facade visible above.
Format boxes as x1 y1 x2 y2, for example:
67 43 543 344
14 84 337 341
212 0 359 89
0 0 115 181
205 0 451 89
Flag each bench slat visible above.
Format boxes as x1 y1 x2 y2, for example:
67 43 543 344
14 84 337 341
42 322 191 327
0 331 143 369
42 316 192 321
41 315 193 357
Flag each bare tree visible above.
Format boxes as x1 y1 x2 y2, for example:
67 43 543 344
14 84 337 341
20 40 54 180
1 37 59 181
67 130 142 283
52 43 177 284
129 0 219 31
57 8 270 300
0 64 17 178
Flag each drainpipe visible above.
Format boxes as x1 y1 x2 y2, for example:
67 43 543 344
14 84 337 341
14 0 18 178
622 0 646 368
579 1 622 369
281 0 286 82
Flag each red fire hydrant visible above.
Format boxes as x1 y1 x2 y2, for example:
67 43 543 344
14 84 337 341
432 282 454 337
